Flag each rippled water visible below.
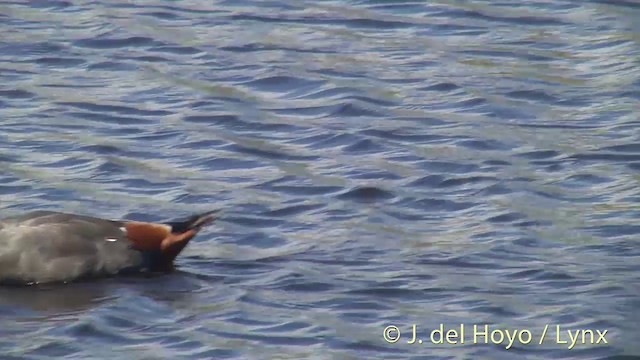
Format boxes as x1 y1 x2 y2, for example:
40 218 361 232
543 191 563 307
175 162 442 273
0 0 639 359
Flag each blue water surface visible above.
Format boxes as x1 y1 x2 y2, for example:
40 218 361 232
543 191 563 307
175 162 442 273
0 0 638 359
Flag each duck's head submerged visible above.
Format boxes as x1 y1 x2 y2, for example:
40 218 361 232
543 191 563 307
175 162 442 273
124 210 219 272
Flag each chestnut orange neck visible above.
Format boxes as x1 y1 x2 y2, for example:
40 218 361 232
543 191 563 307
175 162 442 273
122 210 219 271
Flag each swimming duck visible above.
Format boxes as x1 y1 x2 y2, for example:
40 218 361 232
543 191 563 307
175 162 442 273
0 210 218 285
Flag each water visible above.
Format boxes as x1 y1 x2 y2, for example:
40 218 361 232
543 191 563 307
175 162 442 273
0 0 638 359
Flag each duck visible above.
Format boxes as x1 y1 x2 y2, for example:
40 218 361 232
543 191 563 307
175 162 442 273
0 209 219 285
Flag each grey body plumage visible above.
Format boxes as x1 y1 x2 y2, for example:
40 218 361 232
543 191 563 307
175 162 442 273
0 211 143 284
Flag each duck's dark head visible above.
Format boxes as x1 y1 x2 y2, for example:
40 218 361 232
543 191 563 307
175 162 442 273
164 210 219 234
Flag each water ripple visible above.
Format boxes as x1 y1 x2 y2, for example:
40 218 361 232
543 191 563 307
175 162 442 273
0 0 639 359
